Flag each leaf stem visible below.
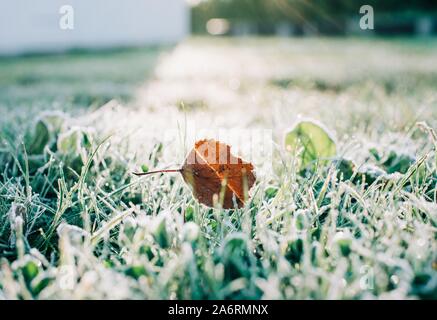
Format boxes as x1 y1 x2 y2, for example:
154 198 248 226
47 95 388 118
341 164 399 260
132 169 182 176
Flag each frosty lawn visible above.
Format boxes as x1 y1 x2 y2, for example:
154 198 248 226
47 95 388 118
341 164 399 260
0 37 436 299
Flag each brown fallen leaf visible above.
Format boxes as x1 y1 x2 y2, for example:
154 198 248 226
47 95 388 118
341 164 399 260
134 139 256 209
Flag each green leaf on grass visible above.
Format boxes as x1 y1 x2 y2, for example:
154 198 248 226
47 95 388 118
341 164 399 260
141 164 149 173
382 150 415 174
355 164 387 185
28 120 50 154
285 120 336 170
334 158 355 181
125 265 147 279
153 217 170 249
40 111 66 134
57 127 92 155
20 259 40 284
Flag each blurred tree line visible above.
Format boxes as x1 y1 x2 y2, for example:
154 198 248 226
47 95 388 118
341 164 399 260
192 0 437 35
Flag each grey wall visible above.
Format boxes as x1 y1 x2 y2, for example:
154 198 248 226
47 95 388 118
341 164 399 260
0 0 189 55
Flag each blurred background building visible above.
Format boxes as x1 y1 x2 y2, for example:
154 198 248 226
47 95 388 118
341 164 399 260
191 0 437 36
1 0 437 56
0 0 189 55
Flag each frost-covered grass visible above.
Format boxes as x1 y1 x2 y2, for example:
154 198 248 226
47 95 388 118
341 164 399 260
0 37 436 299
